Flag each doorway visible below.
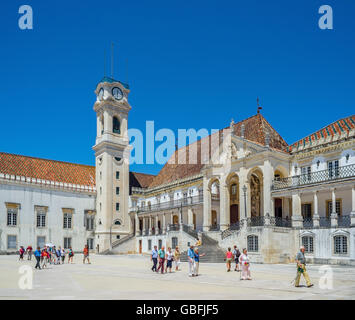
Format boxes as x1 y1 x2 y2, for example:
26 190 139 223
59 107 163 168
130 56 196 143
138 240 142 254
275 198 283 218
230 204 239 224
211 210 217 227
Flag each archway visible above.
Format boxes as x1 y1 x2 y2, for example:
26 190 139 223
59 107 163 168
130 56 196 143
227 174 239 224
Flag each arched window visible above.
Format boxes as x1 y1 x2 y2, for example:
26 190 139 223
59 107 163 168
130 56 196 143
113 116 121 134
114 220 121 226
302 236 314 253
247 235 258 252
334 235 347 254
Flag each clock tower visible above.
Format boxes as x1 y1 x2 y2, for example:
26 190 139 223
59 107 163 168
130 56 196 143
93 76 132 253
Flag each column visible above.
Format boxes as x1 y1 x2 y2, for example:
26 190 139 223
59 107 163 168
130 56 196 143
313 192 320 228
163 213 167 234
291 193 303 228
148 216 152 235
135 213 140 236
143 217 146 236
219 176 229 231
263 160 273 217
203 176 211 232
239 168 248 223
351 186 355 226
187 208 194 227
331 188 338 227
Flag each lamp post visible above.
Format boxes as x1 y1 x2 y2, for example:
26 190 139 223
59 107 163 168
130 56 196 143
242 185 247 219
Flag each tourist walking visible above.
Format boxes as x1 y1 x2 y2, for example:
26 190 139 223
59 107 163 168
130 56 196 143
56 247 61 265
83 245 91 264
239 249 251 280
68 247 74 263
225 247 233 272
157 246 166 274
193 247 205 277
34 247 41 270
19 246 25 261
232 245 241 271
41 248 48 269
61 247 66 264
26 245 33 261
151 245 158 272
188 245 195 277
174 246 181 271
294 246 313 288
166 247 174 273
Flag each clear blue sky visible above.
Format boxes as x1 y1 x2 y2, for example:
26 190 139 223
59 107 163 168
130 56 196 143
0 0 354 175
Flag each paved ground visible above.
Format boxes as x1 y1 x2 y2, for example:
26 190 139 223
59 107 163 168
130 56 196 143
0 254 354 300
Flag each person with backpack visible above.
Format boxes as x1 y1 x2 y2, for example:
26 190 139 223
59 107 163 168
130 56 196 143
26 245 33 261
232 245 241 272
83 245 91 264
225 247 233 272
19 246 25 261
34 247 42 270
68 247 74 263
156 246 166 274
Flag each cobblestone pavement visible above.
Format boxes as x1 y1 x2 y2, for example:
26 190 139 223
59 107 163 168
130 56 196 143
0 254 354 300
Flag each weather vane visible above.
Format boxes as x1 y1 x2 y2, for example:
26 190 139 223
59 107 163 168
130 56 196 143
257 97 263 113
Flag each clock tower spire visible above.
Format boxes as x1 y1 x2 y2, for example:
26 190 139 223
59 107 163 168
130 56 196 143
93 76 132 253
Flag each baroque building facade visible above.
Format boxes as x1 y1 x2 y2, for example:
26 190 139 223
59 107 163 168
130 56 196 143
0 77 354 265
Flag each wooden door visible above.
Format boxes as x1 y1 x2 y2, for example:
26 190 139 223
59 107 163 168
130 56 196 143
230 204 239 224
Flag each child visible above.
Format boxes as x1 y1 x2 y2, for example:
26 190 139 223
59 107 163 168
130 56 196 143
68 247 74 263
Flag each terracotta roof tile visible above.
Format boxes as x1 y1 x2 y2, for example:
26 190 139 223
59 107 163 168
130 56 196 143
0 152 96 187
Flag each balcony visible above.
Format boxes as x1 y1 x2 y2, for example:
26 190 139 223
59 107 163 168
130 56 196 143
132 194 204 214
272 164 355 191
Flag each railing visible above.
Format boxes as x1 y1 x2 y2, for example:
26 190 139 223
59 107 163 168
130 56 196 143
319 217 331 228
143 229 149 236
209 224 220 231
182 224 199 239
272 164 355 190
133 194 204 213
168 224 180 231
211 194 220 201
338 215 351 228
247 216 265 227
270 217 292 228
303 217 314 229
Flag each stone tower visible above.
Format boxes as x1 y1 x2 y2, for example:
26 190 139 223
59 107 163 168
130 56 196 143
93 77 132 253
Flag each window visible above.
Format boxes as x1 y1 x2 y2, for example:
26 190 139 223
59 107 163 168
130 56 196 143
63 213 72 229
328 160 339 179
231 184 237 195
116 171 120 180
326 200 342 217
158 239 162 249
85 212 95 231
116 187 120 195
36 209 46 228
37 236 46 249
7 208 18 226
247 235 258 252
148 240 152 251
302 236 314 253
114 220 121 225
113 116 121 134
7 235 17 249
172 237 178 248
334 235 347 254
64 237 72 249
116 203 120 211
87 238 94 250
301 166 311 182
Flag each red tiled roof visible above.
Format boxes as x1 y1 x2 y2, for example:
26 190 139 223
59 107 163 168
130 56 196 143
0 152 96 187
287 115 355 152
129 171 156 188
149 114 288 188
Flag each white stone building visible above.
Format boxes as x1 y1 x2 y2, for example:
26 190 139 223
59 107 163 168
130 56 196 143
1 76 354 264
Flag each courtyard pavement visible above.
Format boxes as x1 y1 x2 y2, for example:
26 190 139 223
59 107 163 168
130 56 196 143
0 254 354 300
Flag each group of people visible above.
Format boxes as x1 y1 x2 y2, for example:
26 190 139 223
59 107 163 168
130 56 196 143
225 245 251 280
19 244 91 270
151 246 182 273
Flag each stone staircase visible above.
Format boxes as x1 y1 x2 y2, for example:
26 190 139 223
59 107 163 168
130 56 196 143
180 233 225 263
101 233 136 255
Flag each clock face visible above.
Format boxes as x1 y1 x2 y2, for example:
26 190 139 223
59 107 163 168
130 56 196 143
98 88 104 101
112 87 123 100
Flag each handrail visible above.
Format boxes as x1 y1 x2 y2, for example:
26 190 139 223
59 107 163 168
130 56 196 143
272 164 355 190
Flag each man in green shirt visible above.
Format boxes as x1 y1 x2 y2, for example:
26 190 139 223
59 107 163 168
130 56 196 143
294 246 313 288
157 246 166 274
